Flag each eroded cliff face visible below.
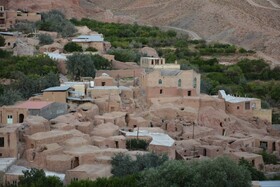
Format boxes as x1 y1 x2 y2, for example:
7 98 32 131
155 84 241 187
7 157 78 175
6 0 280 62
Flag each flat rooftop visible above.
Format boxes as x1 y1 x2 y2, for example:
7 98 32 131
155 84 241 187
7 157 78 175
15 101 52 109
121 130 175 147
43 86 71 92
218 90 257 103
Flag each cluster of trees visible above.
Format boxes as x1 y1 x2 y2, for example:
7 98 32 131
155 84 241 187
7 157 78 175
108 48 141 62
7 154 265 187
0 53 59 106
37 10 77 37
66 53 111 80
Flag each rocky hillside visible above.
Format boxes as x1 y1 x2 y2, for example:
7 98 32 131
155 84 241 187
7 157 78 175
6 0 280 63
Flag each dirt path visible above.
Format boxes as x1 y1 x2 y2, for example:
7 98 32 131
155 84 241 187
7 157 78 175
266 0 280 8
162 26 202 40
246 0 280 10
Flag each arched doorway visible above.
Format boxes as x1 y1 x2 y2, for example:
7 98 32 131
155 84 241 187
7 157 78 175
19 114 24 123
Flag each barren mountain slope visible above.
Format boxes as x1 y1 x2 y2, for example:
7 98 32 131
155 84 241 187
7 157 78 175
6 0 280 62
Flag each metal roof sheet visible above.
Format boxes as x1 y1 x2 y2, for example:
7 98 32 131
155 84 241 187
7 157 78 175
160 69 182 76
43 86 71 92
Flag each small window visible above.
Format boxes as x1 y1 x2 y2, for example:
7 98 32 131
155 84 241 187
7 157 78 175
102 82 106 86
159 79 162 84
237 106 240 110
178 79 182 87
160 89 163 94
0 137 4 147
188 91 191 96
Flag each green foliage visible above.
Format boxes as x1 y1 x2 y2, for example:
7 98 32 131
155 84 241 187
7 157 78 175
68 175 138 187
259 151 278 165
126 139 149 151
90 55 112 70
64 42 83 53
38 34 54 45
66 53 96 80
10 168 63 187
0 48 11 58
0 88 22 106
111 152 168 177
239 158 266 181
12 21 36 34
139 157 251 187
12 71 60 99
85 47 98 52
197 43 237 55
0 55 58 78
237 59 270 80
108 48 141 62
0 35 5 46
37 10 77 37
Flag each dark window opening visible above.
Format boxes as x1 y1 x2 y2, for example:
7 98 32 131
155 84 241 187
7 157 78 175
0 137 4 147
237 106 240 110
102 82 106 86
160 89 163 94
188 91 191 96
203 149 207 156
220 122 223 127
272 142 276 152
260 141 268 150
115 141 119 148
19 114 24 123
159 79 162 84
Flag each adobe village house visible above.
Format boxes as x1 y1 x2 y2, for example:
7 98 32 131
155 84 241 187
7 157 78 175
0 52 277 185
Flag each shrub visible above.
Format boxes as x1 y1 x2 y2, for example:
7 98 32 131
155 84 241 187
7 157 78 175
140 157 251 187
108 48 140 62
259 150 278 165
64 42 83 53
111 152 168 177
85 47 97 52
12 21 36 34
126 139 149 151
38 10 77 37
239 158 266 181
38 34 54 45
0 35 5 46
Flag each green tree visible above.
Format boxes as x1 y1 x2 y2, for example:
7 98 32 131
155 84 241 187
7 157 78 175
66 53 96 80
12 21 36 34
68 175 138 187
140 157 251 187
259 151 278 165
0 88 22 106
0 35 5 46
111 152 168 177
239 158 266 181
38 34 54 45
38 10 77 37
108 48 140 62
64 42 83 53
86 47 98 52
10 168 63 187
90 55 112 70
